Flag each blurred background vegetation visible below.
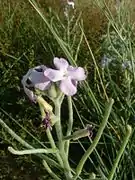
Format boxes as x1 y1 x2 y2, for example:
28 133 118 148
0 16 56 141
0 0 135 179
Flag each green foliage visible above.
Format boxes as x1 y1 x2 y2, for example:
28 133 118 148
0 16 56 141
0 0 135 179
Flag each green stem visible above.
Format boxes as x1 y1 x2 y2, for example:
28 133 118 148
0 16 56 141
54 100 73 180
108 125 132 180
54 104 63 150
42 160 61 180
38 100 64 167
8 146 58 155
46 129 63 167
74 98 114 180
65 96 73 155
0 118 61 174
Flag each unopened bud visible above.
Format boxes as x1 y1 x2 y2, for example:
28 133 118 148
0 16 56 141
47 84 57 99
37 96 53 112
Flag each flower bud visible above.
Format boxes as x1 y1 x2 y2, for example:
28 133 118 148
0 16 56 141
50 113 58 126
72 128 90 140
63 125 93 141
37 96 53 112
89 172 96 179
47 84 58 99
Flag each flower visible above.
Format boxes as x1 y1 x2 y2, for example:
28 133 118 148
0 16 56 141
71 124 93 140
121 60 132 70
86 124 94 138
101 55 112 68
22 65 51 102
67 0 75 9
62 0 75 17
42 111 52 130
44 57 86 96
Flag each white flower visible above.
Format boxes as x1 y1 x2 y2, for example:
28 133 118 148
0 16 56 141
67 0 74 9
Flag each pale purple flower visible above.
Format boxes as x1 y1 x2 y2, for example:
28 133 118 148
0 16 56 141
21 72 36 102
44 57 86 96
101 55 112 68
122 60 132 70
22 65 51 102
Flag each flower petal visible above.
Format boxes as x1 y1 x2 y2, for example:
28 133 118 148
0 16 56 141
23 86 36 102
34 65 46 72
22 65 51 91
22 76 36 102
35 81 51 90
22 69 33 87
22 65 51 102
29 69 51 90
44 68 65 82
67 66 86 81
60 77 77 96
53 57 69 71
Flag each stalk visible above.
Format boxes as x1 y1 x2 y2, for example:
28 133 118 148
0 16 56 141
65 96 73 155
8 146 57 155
37 98 63 167
73 98 114 180
54 100 73 180
108 125 132 180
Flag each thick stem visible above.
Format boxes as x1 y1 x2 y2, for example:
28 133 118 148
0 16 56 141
54 100 73 179
65 96 73 155
38 100 63 167
46 128 64 167
54 101 63 150
108 125 132 180
73 98 114 180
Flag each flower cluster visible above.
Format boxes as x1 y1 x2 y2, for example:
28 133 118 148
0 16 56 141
22 57 86 101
